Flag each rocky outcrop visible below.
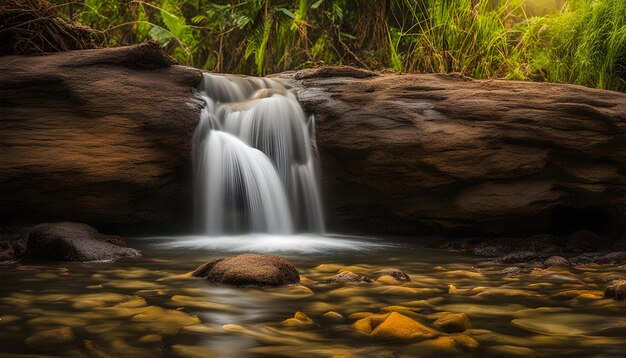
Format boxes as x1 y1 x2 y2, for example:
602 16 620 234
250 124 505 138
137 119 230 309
26 222 140 261
2 48 625 239
0 222 140 262
280 68 626 237
191 254 300 287
0 41 203 234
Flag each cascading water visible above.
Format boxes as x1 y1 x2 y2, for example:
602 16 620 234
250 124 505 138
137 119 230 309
193 73 325 235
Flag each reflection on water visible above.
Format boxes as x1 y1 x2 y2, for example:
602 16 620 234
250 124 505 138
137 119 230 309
0 236 625 357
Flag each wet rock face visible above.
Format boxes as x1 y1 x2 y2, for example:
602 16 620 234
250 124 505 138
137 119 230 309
0 42 203 234
280 70 626 237
192 254 300 287
26 222 141 262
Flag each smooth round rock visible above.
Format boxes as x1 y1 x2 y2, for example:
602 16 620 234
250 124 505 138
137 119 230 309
543 256 570 268
192 254 300 287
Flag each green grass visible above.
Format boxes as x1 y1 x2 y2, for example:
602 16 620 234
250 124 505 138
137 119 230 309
52 0 626 91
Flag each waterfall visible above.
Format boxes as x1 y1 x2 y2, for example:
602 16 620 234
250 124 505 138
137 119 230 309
193 73 325 235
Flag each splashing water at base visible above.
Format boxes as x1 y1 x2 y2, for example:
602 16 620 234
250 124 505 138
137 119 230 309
193 73 324 235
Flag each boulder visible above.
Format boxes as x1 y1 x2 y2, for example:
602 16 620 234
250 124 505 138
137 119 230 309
191 254 300 287
26 222 140 261
0 42 203 234
280 70 626 237
543 256 571 268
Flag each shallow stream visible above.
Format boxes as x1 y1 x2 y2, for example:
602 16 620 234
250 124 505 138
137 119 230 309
1 235 625 357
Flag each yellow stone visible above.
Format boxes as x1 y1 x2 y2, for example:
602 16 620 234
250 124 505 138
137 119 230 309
348 312 374 320
417 333 479 353
323 311 343 320
138 334 162 344
352 314 390 334
448 284 458 294
370 312 439 340
550 290 603 301
282 311 314 327
433 313 471 333
376 275 401 285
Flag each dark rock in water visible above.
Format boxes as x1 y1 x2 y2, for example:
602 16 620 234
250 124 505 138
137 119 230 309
500 266 532 277
373 268 411 282
543 256 571 268
280 70 626 237
604 280 626 301
497 251 541 264
593 251 626 265
0 226 29 262
192 254 300 287
0 42 203 234
330 271 372 283
566 230 608 253
26 222 141 262
443 235 562 259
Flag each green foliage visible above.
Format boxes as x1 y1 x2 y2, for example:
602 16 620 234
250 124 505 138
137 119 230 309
51 0 625 91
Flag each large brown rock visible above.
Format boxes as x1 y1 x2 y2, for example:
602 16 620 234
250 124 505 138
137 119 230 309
0 41 203 233
280 68 626 237
26 222 140 261
191 254 300 287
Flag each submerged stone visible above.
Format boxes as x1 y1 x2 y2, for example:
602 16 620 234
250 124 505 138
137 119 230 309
322 311 344 321
416 333 479 354
330 271 371 283
373 268 411 282
551 290 603 301
25 327 75 348
191 254 299 287
353 312 439 340
604 280 626 300
433 313 471 333
282 311 315 327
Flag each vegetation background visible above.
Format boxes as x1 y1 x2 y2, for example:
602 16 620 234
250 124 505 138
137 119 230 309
47 0 625 91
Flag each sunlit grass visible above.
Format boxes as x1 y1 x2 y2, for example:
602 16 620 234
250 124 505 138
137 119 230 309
53 0 625 91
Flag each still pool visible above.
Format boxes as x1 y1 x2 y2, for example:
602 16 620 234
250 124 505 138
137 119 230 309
1 235 625 357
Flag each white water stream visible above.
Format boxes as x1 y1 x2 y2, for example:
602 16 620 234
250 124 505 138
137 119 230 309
193 73 324 235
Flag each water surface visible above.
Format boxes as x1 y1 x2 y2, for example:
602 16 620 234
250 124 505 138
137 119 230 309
1 235 624 357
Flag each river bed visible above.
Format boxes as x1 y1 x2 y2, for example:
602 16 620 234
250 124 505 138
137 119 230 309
1 235 625 357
